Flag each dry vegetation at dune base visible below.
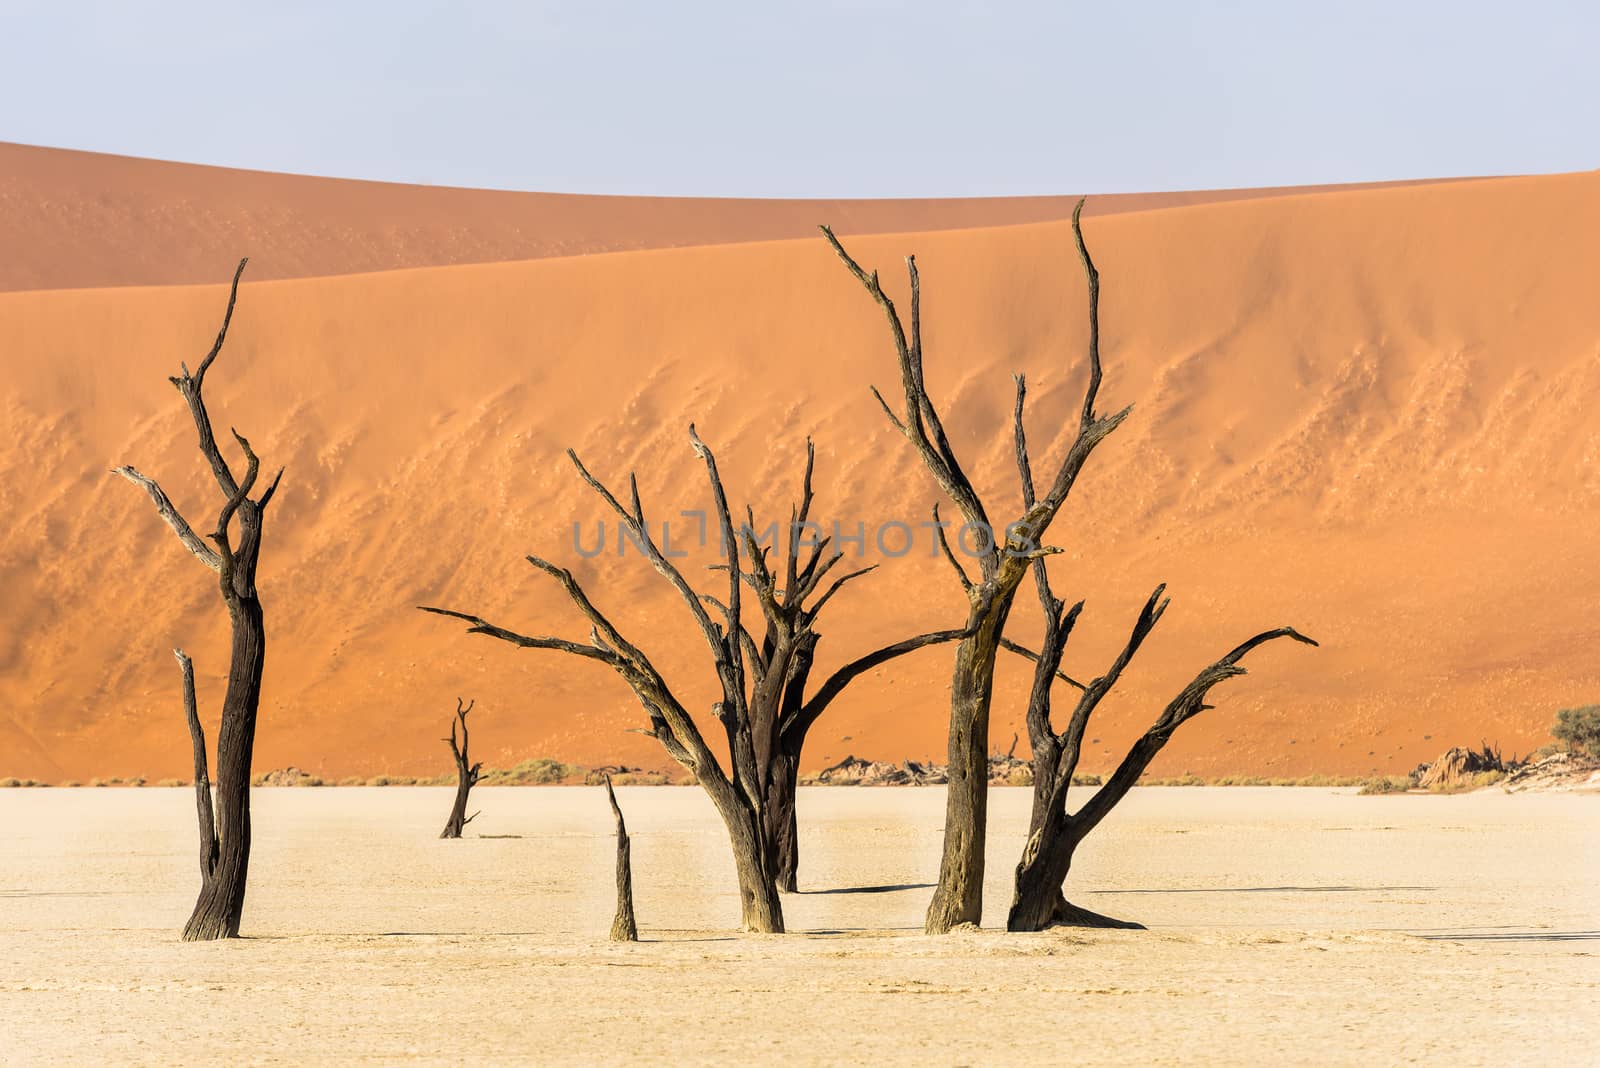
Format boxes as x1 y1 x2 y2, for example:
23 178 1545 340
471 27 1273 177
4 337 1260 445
1 786 1594 1065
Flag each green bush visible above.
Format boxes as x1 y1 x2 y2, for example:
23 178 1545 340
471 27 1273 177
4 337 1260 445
1552 705 1600 756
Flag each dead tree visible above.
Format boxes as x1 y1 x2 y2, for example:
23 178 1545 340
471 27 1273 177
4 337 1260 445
1004 379 1316 930
823 201 1131 933
721 438 973 892
603 774 638 941
421 430 964 930
114 259 283 941
439 698 482 839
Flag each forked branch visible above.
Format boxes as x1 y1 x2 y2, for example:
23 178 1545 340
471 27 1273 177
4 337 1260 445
1074 627 1320 837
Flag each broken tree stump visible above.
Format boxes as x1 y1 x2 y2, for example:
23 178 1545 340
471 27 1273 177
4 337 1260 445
603 774 638 942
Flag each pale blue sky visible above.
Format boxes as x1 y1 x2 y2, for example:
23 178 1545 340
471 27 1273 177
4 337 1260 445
1 1 1593 196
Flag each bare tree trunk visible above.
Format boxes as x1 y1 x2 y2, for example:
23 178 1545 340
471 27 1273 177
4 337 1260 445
924 606 1011 932
441 780 474 839
603 775 638 941
439 699 481 839
182 594 265 941
762 750 802 893
705 784 785 933
731 832 785 933
1008 812 1141 931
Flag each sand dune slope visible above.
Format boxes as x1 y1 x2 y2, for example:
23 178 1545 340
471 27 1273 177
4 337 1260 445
1 171 1597 781
0 141 1477 291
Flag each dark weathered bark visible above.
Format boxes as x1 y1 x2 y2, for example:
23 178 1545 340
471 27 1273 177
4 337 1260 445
115 259 283 941
762 748 802 893
175 649 218 884
423 430 963 928
1002 375 1317 929
823 201 1129 932
1006 625 1316 930
923 599 1012 930
602 774 638 941
439 698 482 839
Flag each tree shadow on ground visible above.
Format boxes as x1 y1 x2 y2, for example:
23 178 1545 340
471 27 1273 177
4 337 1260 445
1414 929 1599 942
1088 885 1438 895
800 883 935 895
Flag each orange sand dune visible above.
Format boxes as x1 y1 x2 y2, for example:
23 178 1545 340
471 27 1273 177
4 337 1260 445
2 170 1597 783
0 141 1480 291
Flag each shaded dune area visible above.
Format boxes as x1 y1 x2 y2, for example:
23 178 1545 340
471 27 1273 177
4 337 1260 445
0 144 1594 781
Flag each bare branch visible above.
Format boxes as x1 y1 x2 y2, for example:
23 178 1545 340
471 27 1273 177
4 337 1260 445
416 605 619 665
209 429 261 568
818 225 991 540
1074 626 1320 836
868 385 906 432
786 628 970 738
1032 201 1135 517
1055 585 1170 787
1069 199 1105 430
114 467 222 572
174 648 217 882
257 467 286 511
931 501 973 593
169 264 252 499
193 258 249 386
998 636 1086 691
1013 373 1036 509
783 439 816 601
566 447 727 664
807 563 879 619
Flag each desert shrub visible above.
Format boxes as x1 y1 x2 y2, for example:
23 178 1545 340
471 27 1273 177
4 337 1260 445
1552 705 1600 756
1070 773 1103 787
482 758 583 785
613 770 670 786
1357 775 1411 795
60 779 81 788
156 778 184 787
1425 769 1505 794
0 778 19 788
1005 766 1033 787
339 776 364 787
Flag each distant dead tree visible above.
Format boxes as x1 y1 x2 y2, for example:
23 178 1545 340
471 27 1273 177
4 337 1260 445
439 698 482 839
114 259 284 941
823 201 1312 933
602 774 638 941
1004 381 1316 929
421 429 964 930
